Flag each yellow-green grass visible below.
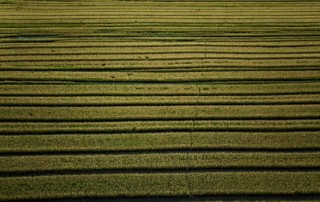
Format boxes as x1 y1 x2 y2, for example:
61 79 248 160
2 14 318 18
3 25 320 34
1 132 319 153
2 46 320 56
1 46 319 55
0 172 319 200
1 41 320 48
1 94 319 106
2 27 320 34
2 20 320 27
1 71 319 82
2 8 320 15
1 153 319 173
2 60 320 70
2 53 320 61
0 33 271 41
1 83 319 95
0 105 319 121
3 4 320 11
0 120 319 134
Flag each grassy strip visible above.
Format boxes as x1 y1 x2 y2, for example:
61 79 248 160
3 22 319 28
2 24 320 33
1 94 319 106
0 120 319 133
0 172 319 200
2 27 320 34
1 33 320 39
0 132 319 153
2 53 320 61
2 67 319 72
1 46 320 55
0 71 319 82
1 1 318 6
3 22 320 30
0 105 319 120
1 41 319 48
1 153 319 173
3 5 320 11
2 60 320 70
0 133 190 153
191 132 320 150
0 83 319 95
3 15 320 19
1 18 319 25
2 22 320 28
2 9 320 14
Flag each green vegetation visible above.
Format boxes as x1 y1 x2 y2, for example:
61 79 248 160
1 71 320 82
1 173 319 200
1 83 319 95
1 94 319 106
0 0 320 201
1 132 320 153
1 153 319 173
0 105 319 120
1 119 320 134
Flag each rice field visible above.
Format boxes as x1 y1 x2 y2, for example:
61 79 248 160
0 0 320 201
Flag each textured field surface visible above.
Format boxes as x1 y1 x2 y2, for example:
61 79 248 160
0 0 320 201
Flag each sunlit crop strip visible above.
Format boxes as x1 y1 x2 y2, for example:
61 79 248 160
1 173 320 201
1 132 320 153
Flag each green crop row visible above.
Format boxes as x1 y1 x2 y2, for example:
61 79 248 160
2 53 319 61
1 132 319 153
2 46 320 55
1 40 319 48
1 152 319 173
2 60 320 70
2 25 320 33
1 94 319 106
0 105 319 120
1 83 319 95
2 22 320 28
1 120 319 133
1 172 319 200
3 9 320 15
1 71 319 82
